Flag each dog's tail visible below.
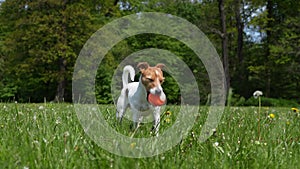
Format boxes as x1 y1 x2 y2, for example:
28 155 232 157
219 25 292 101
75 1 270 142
122 65 135 88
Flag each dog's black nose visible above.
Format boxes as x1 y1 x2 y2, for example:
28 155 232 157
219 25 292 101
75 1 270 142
155 89 162 95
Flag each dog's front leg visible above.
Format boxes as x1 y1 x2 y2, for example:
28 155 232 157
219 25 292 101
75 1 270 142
132 109 143 130
152 107 161 136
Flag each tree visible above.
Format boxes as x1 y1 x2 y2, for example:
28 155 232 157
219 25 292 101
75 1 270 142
245 0 300 100
1 0 299 103
0 0 94 102
218 0 230 95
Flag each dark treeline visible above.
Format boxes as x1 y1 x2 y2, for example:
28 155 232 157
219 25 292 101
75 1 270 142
0 0 299 105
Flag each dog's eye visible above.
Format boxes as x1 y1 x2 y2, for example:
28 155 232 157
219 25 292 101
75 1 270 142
159 79 164 83
147 78 154 82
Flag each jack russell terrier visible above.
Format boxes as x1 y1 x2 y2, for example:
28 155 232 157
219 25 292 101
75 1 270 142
116 62 166 135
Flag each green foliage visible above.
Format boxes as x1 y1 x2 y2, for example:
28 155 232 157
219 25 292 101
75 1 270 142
230 95 300 107
243 0 300 99
95 52 119 104
245 97 300 107
0 0 299 103
0 0 95 102
0 83 17 101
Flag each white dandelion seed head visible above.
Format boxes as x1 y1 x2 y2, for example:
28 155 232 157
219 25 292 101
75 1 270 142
64 131 70 137
43 138 48 144
253 90 263 99
254 140 260 145
56 117 61 124
213 142 219 147
32 140 39 145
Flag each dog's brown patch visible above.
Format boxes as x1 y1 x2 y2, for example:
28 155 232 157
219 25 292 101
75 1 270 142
137 62 165 92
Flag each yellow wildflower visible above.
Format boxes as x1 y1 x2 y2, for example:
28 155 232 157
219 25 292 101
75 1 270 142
286 121 290 125
268 113 275 119
164 118 171 123
291 108 299 113
130 142 136 149
165 111 172 116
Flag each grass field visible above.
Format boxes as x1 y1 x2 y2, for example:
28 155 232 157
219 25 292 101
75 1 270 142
0 103 300 168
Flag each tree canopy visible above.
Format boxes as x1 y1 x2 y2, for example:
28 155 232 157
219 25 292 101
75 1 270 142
0 0 299 105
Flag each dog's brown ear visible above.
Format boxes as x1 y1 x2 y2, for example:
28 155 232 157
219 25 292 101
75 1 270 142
137 62 149 71
155 63 165 70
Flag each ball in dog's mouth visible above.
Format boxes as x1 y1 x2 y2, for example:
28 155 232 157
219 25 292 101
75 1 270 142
148 93 166 106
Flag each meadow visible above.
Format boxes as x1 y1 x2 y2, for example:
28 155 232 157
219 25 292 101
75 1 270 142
0 103 300 169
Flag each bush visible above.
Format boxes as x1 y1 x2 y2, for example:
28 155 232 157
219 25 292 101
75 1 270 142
235 97 300 107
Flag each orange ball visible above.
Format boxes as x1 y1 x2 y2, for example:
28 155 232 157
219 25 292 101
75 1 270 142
148 93 166 106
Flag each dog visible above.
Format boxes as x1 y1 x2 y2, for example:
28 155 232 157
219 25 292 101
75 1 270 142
116 62 166 135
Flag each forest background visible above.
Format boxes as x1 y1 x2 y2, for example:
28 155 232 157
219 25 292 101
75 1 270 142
0 0 299 106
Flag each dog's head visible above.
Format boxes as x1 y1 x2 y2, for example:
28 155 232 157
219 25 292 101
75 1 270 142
137 62 165 95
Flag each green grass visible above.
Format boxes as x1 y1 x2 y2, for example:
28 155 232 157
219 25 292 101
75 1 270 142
1 103 300 168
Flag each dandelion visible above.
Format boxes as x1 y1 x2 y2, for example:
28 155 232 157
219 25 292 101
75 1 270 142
213 142 219 147
130 142 136 149
268 113 275 119
253 90 263 140
43 138 48 144
222 133 225 140
164 118 171 123
38 105 44 110
165 111 172 116
191 131 195 139
286 121 290 125
32 140 39 145
55 117 61 124
253 90 263 99
64 131 70 137
291 108 299 113
212 128 217 136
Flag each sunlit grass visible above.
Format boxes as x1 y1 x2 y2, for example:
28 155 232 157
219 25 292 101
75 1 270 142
0 103 299 168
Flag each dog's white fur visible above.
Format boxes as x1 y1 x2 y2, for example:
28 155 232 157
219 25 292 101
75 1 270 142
116 63 165 135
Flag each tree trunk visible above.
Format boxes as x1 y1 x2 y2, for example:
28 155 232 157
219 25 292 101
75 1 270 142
234 0 247 95
218 0 230 94
54 0 67 102
55 58 67 102
235 0 244 64
265 0 274 97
